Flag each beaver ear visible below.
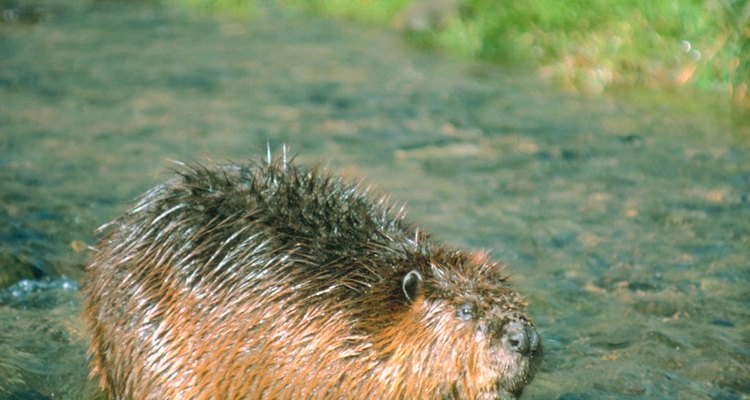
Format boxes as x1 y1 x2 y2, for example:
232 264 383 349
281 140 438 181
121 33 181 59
402 270 422 302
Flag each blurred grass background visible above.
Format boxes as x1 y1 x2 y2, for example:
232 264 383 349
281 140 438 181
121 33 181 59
171 0 749 102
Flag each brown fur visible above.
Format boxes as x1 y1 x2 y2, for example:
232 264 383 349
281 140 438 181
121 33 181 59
83 156 541 399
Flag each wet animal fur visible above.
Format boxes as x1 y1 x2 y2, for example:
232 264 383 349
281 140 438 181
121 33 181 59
83 157 541 399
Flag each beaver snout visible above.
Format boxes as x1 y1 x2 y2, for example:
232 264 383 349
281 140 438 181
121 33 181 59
502 321 541 355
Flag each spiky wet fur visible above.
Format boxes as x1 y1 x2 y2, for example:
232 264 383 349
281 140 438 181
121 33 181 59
83 157 540 399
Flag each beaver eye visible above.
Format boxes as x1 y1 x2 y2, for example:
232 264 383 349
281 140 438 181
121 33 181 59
457 303 474 321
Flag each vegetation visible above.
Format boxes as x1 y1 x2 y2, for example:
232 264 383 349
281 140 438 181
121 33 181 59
173 0 750 101
165 0 254 17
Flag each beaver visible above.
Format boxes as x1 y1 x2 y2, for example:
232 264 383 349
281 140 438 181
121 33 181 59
83 154 541 399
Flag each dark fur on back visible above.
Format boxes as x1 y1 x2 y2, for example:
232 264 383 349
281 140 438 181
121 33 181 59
84 157 541 399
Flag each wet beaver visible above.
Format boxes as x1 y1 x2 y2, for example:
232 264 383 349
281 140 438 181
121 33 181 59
83 155 541 399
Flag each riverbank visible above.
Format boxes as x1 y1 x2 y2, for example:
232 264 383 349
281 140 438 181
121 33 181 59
164 0 749 104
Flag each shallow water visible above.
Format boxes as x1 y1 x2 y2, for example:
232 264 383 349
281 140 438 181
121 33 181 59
1 0 749 398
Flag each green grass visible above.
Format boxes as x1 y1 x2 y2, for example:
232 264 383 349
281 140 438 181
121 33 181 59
165 0 254 17
282 0 412 23
435 0 749 98
168 0 750 102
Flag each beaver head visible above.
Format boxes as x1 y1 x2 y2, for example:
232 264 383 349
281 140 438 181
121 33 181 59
364 249 541 399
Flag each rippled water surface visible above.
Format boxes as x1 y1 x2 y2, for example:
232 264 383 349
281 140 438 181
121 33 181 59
1 0 749 398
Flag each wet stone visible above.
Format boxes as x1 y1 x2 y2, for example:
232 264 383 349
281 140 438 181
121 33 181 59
640 330 685 350
557 393 593 400
5 389 52 400
710 319 734 328
0 0 44 25
618 134 643 145
626 281 660 292
632 299 681 317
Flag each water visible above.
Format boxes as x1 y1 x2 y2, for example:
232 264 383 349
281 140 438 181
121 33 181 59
1 0 749 398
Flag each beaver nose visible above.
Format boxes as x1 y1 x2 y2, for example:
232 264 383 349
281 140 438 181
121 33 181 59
502 321 540 355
